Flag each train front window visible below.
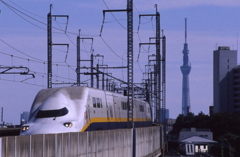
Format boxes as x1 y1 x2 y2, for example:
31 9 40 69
36 107 69 118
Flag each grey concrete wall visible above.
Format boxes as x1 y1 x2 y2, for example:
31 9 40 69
0 126 161 157
135 126 161 157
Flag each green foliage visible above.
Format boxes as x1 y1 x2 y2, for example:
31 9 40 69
211 133 240 157
170 112 195 135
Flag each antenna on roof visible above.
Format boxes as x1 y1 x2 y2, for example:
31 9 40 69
185 18 187 44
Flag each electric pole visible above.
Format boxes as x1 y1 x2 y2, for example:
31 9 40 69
47 4 69 88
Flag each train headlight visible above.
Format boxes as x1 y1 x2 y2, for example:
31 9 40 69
21 126 29 132
63 122 73 128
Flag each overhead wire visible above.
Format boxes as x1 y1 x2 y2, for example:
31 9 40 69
0 61 77 82
0 1 94 88
102 0 127 30
0 39 46 62
1 0 47 29
2 0 101 37
7 0 46 19
0 77 45 87
100 36 126 61
135 8 158 82
2 0 95 61
100 0 149 84
1 0 154 89
121 50 127 81
1 1 78 76
48 4 95 75
134 4 160 87
81 39 93 56
0 51 77 68
99 0 130 62
52 19 78 74
104 19 126 24
1 1 76 35
0 70 84 87
2 4 46 31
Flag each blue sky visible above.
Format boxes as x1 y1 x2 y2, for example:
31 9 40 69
0 0 240 124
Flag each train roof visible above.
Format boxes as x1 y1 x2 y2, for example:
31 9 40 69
31 86 148 110
33 86 88 104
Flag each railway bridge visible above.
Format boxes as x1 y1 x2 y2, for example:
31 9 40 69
0 126 162 157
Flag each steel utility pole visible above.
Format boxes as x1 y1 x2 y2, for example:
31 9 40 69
139 5 168 154
162 35 166 142
139 5 161 124
76 30 93 86
77 31 80 86
155 5 161 125
102 0 134 128
47 4 69 88
127 0 134 129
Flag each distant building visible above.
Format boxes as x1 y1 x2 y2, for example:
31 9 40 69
20 111 29 125
160 108 169 123
232 66 240 113
179 128 217 156
179 128 213 141
213 46 237 113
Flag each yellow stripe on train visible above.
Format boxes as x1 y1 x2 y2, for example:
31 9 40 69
80 117 152 132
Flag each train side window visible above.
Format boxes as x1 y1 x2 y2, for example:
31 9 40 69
121 102 127 110
96 98 101 108
100 98 103 108
92 97 96 108
139 105 144 112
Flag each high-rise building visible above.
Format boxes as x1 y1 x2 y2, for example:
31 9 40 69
213 46 237 113
232 66 240 113
181 18 191 116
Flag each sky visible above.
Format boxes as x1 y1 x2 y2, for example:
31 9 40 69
0 0 240 124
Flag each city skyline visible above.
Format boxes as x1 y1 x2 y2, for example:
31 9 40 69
0 0 240 124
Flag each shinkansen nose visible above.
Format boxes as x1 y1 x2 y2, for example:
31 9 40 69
20 107 76 135
21 121 76 135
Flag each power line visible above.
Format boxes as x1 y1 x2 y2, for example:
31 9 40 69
1 1 71 34
0 51 77 68
0 39 45 62
102 0 127 30
1 0 47 29
100 36 126 61
2 0 102 38
1 0 97 60
0 1 157 93
7 0 46 19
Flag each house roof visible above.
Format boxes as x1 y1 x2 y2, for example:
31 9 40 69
180 136 217 144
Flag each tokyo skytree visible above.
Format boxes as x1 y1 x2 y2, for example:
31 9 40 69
180 18 191 116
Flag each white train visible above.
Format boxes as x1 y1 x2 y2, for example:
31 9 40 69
20 86 152 135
